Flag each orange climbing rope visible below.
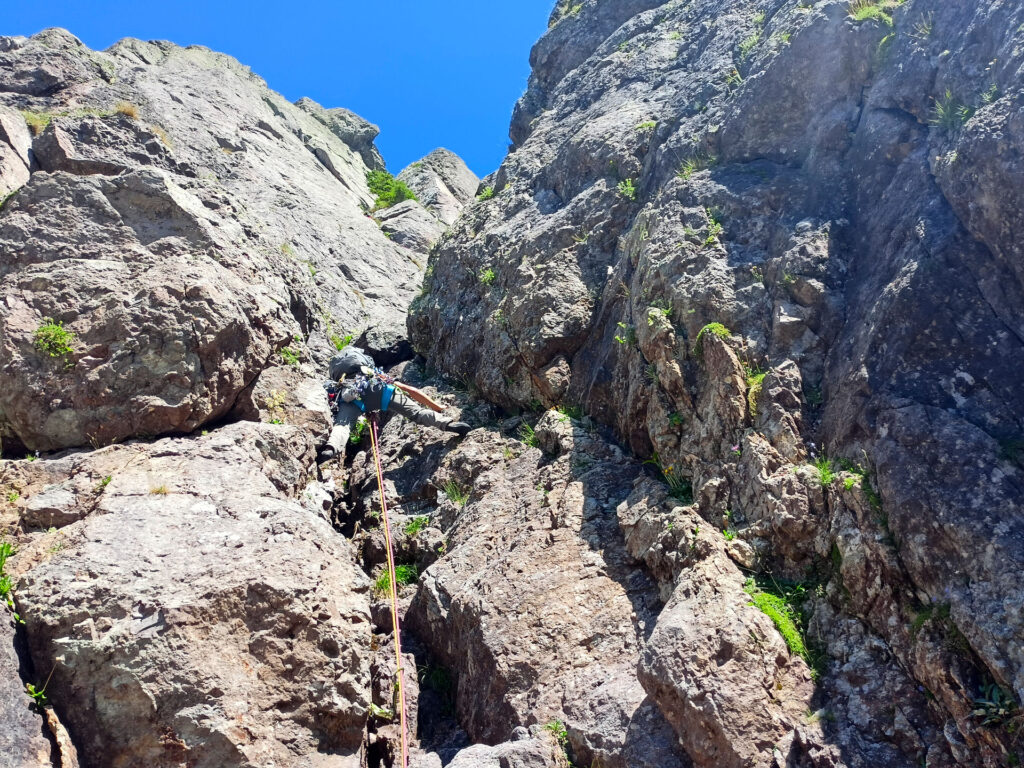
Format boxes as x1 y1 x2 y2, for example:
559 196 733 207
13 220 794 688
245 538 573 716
368 414 410 768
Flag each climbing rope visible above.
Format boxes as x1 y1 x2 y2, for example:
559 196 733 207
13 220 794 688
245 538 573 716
368 414 410 768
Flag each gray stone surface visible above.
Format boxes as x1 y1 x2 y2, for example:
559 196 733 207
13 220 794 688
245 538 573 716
398 148 480 226
409 0 1023 765
9 422 372 768
0 618 55 768
375 198 445 254
445 733 570 768
0 105 31 198
0 29 426 451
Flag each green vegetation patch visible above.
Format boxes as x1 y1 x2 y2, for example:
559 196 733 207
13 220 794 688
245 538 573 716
366 169 419 209
694 322 730 356
930 90 974 131
373 564 419 597
404 516 430 537
744 576 825 677
847 0 904 26
33 319 76 358
813 456 836 487
477 186 495 201
745 367 767 419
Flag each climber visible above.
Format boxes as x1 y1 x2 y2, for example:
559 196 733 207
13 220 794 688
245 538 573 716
319 346 471 461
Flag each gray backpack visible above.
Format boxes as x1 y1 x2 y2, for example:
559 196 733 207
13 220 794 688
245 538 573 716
328 346 375 381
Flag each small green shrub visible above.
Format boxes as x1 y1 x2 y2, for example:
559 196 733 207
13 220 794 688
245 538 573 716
442 479 470 507
366 169 419 209
704 208 724 244
843 476 857 491
635 120 657 132
477 186 495 201
723 528 736 541
6 490 19 503
95 476 112 493
479 267 496 286
694 322 731 355
150 485 169 495
617 179 637 201
33 319 76 358
614 322 637 345
404 516 430 536
543 719 569 750
279 345 300 367
0 540 22 622
972 683 1017 726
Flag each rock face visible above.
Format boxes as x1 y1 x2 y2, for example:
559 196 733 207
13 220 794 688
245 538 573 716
2 6 1022 768
409 1 1024 766
9 422 371 768
398 148 480 226
0 618 56 768
0 28 427 452
375 150 481 255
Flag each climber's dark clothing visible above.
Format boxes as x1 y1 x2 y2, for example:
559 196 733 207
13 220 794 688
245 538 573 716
319 348 469 459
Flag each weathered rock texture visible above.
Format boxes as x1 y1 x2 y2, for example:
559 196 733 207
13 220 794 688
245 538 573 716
5 422 371 768
409 1 1024 766
2 5 1022 768
377 150 481 254
0 28 428 452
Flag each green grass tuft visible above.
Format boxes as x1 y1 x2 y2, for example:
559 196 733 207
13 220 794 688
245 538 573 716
847 0 901 26
930 90 974 131
477 186 496 201
814 456 836 487
442 480 470 507
617 178 637 201
373 564 419 597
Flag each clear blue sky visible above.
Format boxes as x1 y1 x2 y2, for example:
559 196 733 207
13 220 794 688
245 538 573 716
4 0 555 176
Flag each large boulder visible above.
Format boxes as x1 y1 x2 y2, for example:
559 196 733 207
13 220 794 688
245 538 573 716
364 409 687 768
0 105 31 198
9 422 372 768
